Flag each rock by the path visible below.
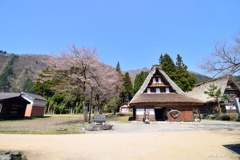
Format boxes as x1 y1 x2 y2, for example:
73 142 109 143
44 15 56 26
85 124 113 131
0 150 27 160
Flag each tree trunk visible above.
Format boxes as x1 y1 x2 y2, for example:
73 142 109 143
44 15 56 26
83 101 88 122
94 105 98 116
217 100 222 114
98 99 103 114
47 103 51 113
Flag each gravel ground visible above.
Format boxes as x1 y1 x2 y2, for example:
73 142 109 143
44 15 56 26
86 120 240 134
0 119 240 160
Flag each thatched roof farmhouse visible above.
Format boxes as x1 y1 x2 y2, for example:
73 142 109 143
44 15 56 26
129 65 204 122
186 75 240 113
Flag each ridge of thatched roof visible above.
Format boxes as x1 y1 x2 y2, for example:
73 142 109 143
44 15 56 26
130 65 185 105
186 75 237 102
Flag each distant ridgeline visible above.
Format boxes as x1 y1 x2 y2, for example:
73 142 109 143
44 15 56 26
0 50 9 57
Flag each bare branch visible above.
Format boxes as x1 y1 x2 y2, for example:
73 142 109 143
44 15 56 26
200 33 240 76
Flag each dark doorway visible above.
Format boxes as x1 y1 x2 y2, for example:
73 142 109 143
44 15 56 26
155 107 166 121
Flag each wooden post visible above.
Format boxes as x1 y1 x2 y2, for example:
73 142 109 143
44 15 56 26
197 107 201 121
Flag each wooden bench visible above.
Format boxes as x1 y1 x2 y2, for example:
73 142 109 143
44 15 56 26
93 114 106 124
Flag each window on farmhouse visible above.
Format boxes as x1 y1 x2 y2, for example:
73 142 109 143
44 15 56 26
147 88 151 93
153 78 156 83
156 88 160 93
158 78 161 83
166 88 170 93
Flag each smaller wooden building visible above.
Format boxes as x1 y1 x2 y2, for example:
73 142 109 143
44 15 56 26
21 92 47 117
119 104 130 113
0 93 30 119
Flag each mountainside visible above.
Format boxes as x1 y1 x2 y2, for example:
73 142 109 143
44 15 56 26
0 52 216 92
0 53 50 92
127 67 211 85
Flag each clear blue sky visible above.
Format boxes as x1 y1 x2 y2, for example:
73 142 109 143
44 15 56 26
1 0 240 76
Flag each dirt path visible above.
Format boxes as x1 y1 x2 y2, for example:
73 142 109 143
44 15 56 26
0 130 239 160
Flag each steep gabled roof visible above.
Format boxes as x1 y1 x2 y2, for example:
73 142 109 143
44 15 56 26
186 75 240 102
129 65 203 106
133 65 184 98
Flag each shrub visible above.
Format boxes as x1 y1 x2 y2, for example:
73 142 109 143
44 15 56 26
220 114 230 121
230 114 238 121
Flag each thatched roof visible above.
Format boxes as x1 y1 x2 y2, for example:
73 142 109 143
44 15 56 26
186 75 239 102
129 65 204 107
130 93 204 106
133 65 184 98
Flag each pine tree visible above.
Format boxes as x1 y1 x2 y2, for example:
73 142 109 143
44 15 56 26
159 53 195 92
116 61 121 72
176 54 187 70
159 53 176 78
134 71 149 94
204 84 222 114
174 54 195 91
123 72 133 102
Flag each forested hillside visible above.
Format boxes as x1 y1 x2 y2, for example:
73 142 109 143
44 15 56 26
0 52 228 93
0 52 50 92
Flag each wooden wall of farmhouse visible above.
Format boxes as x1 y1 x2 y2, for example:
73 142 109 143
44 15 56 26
135 115 155 121
25 105 45 117
133 106 195 121
167 107 194 121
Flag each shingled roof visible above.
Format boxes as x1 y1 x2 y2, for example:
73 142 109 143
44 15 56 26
129 65 204 107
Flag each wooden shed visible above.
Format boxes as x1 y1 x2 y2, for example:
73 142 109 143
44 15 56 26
129 65 204 122
0 93 30 119
21 92 47 117
119 104 130 113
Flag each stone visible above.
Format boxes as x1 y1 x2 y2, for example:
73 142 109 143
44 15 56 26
85 124 113 131
100 124 113 130
85 124 100 131
0 150 26 160
0 154 11 160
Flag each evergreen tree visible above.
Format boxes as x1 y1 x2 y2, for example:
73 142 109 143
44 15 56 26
134 71 149 94
0 54 17 92
159 54 176 78
204 84 222 114
159 53 195 92
176 54 187 70
123 72 133 102
173 54 195 91
116 61 121 72
159 54 164 65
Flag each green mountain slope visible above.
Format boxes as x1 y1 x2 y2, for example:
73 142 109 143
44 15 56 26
0 53 50 92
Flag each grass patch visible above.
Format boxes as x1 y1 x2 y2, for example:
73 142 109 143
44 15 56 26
0 123 85 134
107 115 130 123
203 113 239 121
45 114 84 118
